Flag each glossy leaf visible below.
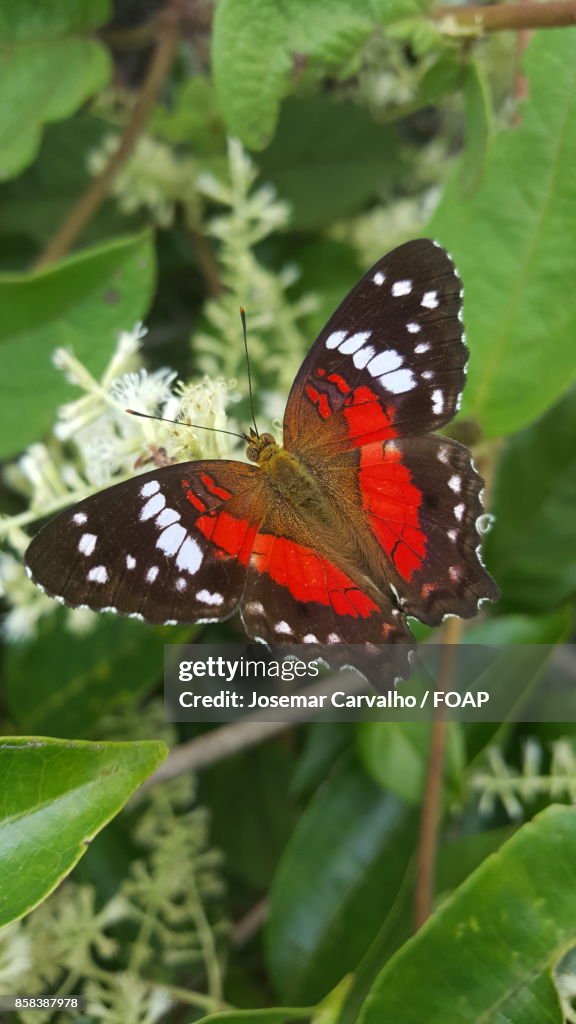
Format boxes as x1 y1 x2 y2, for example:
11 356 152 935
485 387 576 611
4 611 190 738
430 29 576 436
212 0 423 150
0 737 167 926
266 757 419 1004
359 805 576 1023
0 1 111 180
0 232 155 457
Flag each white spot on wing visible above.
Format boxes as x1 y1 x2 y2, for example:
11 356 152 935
140 479 160 497
432 389 444 414
176 577 187 592
339 330 371 354
275 621 293 635
454 503 465 521
373 271 385 286
146 566 159 583
406 322 420 334
448 475 461 493
353 345 376 369
422 370 433 381
415 342 430 354
422 290 439 309
73 512 87 526
197 589 224 606
477 513 495 534
367 349 403 376
78 533 97 556
303 633 319 643
176 536 203 574
157 522 186 556
140 493 166 520
326 330 347 349
438 446 450 463
88 565 108 584
392 280 412 297
327 633 341 642
448 529 458 542
156 507 180 528
126 555 136 569
245 601 264 615
381 369 415 394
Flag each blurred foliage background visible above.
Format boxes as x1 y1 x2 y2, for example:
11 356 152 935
1 1 576 1022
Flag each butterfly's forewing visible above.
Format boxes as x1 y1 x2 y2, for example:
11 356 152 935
282 237 499 625
283 239 466 454
25 461 264 625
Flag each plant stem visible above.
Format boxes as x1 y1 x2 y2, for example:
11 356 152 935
413 616 463 930
33 13 180 270
433 0 576 33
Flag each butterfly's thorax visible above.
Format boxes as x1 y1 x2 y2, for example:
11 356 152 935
257 443 333 525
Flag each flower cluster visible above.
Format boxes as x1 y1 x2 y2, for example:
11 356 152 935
0 324 238 641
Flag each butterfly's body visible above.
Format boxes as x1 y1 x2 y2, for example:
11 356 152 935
25 239 500 687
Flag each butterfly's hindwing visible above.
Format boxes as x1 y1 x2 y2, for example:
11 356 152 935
284 239 466 454
240 530 414 688
25 461 264 625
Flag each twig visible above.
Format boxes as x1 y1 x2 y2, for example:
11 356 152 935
231 896 269 947
189 228 223 297
143 675 366 789
433 0 576 32
413 616 463 930
33 12 180 270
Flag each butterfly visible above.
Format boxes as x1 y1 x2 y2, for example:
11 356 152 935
25 239 500 688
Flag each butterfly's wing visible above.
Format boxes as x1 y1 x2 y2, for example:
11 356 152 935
284 238 467 454
239 519 414 687
25 461 265 625
282 238 499 625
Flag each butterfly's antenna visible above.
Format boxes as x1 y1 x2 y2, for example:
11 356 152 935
125 408 247 442
240 307 259 437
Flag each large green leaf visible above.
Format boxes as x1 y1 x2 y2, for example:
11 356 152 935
0 232 155 457
358 805 576 1023
430 28 576 437
4 612 188 738
485 387 576 612
212 0 424 150
0 1 111 180
266 757 419 1004
0 736 167 926
258 97 405 229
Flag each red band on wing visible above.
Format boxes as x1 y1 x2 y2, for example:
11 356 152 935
196 510 257 564
343 385 397 446
184 488 207 513
200 473 233 500
250 533 379 617
359 442 426 581
305 385 332 420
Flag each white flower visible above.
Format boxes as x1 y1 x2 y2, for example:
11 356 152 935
0 923 32 988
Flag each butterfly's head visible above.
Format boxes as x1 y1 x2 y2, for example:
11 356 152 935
245 429 278 464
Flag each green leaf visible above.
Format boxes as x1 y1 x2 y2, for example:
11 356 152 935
0 2 111 180
0 736 167 926
212 0 423 150
358 805 576 1023
4 612 186 738
337 825 516 1024
458 58 492 198
492 971 563 1024
485 387 576 611
0 232 155 457
197 1011 311 1023
266 757 419 1004
430 29 576 437
258 97 405 229
357 721 464 804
